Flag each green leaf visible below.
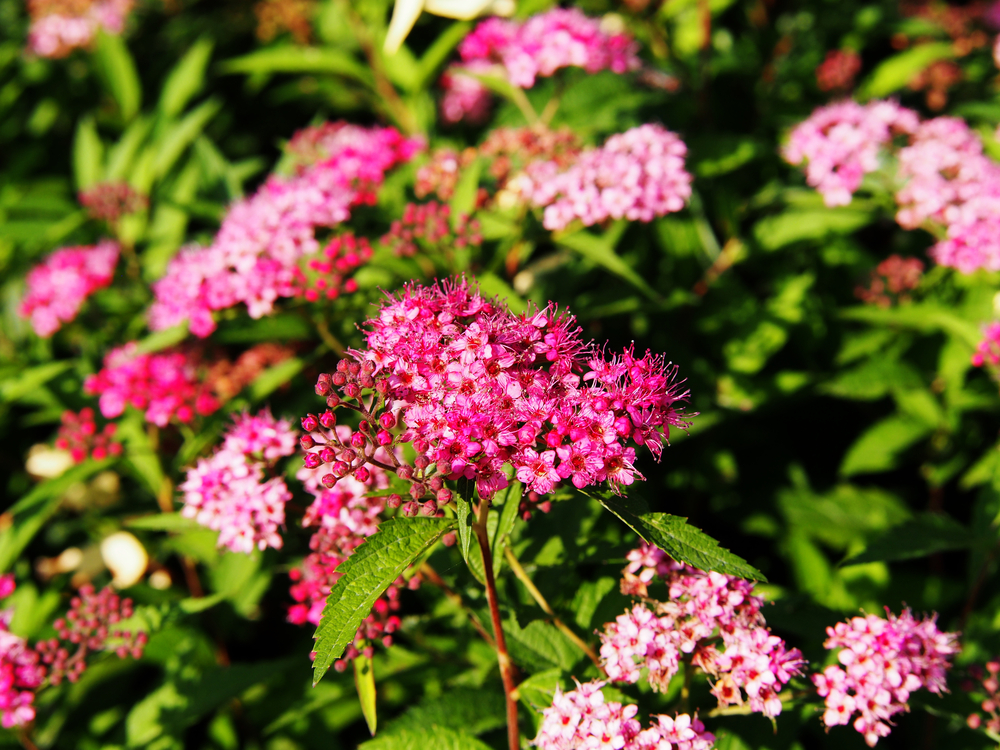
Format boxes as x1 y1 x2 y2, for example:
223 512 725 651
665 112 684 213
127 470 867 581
839 304 982 349
355 650 377 736
248 357 304 402
517 668 562 716
858 42 955 99
360 727 493 750
455 485 475 571
73 116 104 190
843 513 974 566
94 31 142 122
753 208 874 250
312 518 454 684
585 489 765 580
153 98 221 179
415 21 473 89
505 618 581 671
177 593 226 613
840 414 933 477
220 46 372 85
159 37 214 118
213 314 313 344
449 156 482 228
0 361 71 403
379 687 505 738
105 116 153 181
117 412 165 498
555 227 659 301
490 481 522 577
125 513 201 532
134 325 189 355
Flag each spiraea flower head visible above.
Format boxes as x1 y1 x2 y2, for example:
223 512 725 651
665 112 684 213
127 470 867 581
19 240 119 338
27 0 133 58
299 278 690 505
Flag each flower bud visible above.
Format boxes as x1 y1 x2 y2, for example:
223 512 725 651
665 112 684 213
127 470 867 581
429 476 443 492
377 430 393 446
322 474 337 488
354 466 370 482
315 378 331 396
397 465 414 480
332 461 350 477
320 410 336 428
436 488 452 505
303 452 321 469
409 483 426 500
350 432 367 448
344 383 361 399
332 372 347 386
386 494 402 509
401 501 419 517
319 447 336 464
326 394 341 408
300 435 315 450
301 415 318 432
414 454 430 470
421 500 437 516
379 413 396 430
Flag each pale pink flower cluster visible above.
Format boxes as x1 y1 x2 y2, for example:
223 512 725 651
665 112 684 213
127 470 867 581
441 8 639 123
783 100 919 207
180 411 296 554
972 322 1000 367
533 679 715 750
516 124 692 230
27 0 133 58
84 342 219 427
289 428 411 669
301 279 690 503
894 117 1000 273
18 240 119 337
149 123 421 337
600 543 804 718
812 609 959 747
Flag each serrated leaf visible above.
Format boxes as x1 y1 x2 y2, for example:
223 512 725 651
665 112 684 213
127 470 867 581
555 227 659 301
490 481 522 576
584 490 765 580
505 618 581 672
312 518 454 684
842 513 974 566
380 687 505 738
840 414 933 477
355 650 377 736
159 37 213 118
94 31 141 122
360 727 493 750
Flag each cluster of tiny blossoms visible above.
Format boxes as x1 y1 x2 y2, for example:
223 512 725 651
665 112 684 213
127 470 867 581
783 100 919 207
180 410 297 554
516 124 692 231
149 122 421 337
295 233 370 302
27 0 133 58
1 581 144 729
812 609 959 747
601 543 804 718
441 8 639 124
972 322 1000 367
54 408 122 463
290 428 415 669
18 240 119 337
533 679 715 750
299 278 690 506
964 658 1000 734
854 255 924 308
78 181 147 223
84 343 220 427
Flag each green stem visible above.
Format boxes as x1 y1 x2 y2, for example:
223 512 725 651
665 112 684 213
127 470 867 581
473 498 520 750
503 547 602 669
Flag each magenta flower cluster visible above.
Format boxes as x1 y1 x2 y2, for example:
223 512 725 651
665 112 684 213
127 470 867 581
0 594 43 729
601 543 804 718
27 0 133 59
84 342 219 427
441 8 639 124
180 410 297 554
812 609 959 747
533 679 715 750
972 322 1000 367
149 122 421 337
18 240 119 337
300 279 690 504
783 100 918 207
290 428 413 669
516 123 692 230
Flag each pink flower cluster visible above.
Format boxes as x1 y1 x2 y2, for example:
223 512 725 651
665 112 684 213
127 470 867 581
441 9 639 124
300 278 690 504
54 407 122 463
19 240 119 337
149 122 421 337
290 428 413 669
84 342 220 427
0 610 43 729
972 322 1000 367
783 100 919 207
180 410 297 554
812 609 959 747
894 117 1000 273
516 124 692 230
964 658 1000 734
27 0 133 59
600 544 804 718
533 679 715 750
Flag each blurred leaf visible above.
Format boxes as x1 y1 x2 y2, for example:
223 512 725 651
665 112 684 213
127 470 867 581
248 357 304 402
313 518 454 684
106 116 153 181
134 325 189 355
449 156 482 228
94 31 142 122
517 668 562 716
125 513 200 532
477 273 527 314
843 514 974 565
360 727 493 750
586 490 765 580
177 593 225 614
858 42 955 99
220 47 373 85
0 361 71 403
213 314 312 344
556 227 659 301
380 686 505 738
571 577 617 630
820 358 922 400
778 481 911 550
840 304 981 349
754 208 874 250
840 414 933 476
355 650 377 736
415 20 473 90
73 116 104 190
159 37 214 118
117 412 165 498
724 320 787 374
153 99 222 179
